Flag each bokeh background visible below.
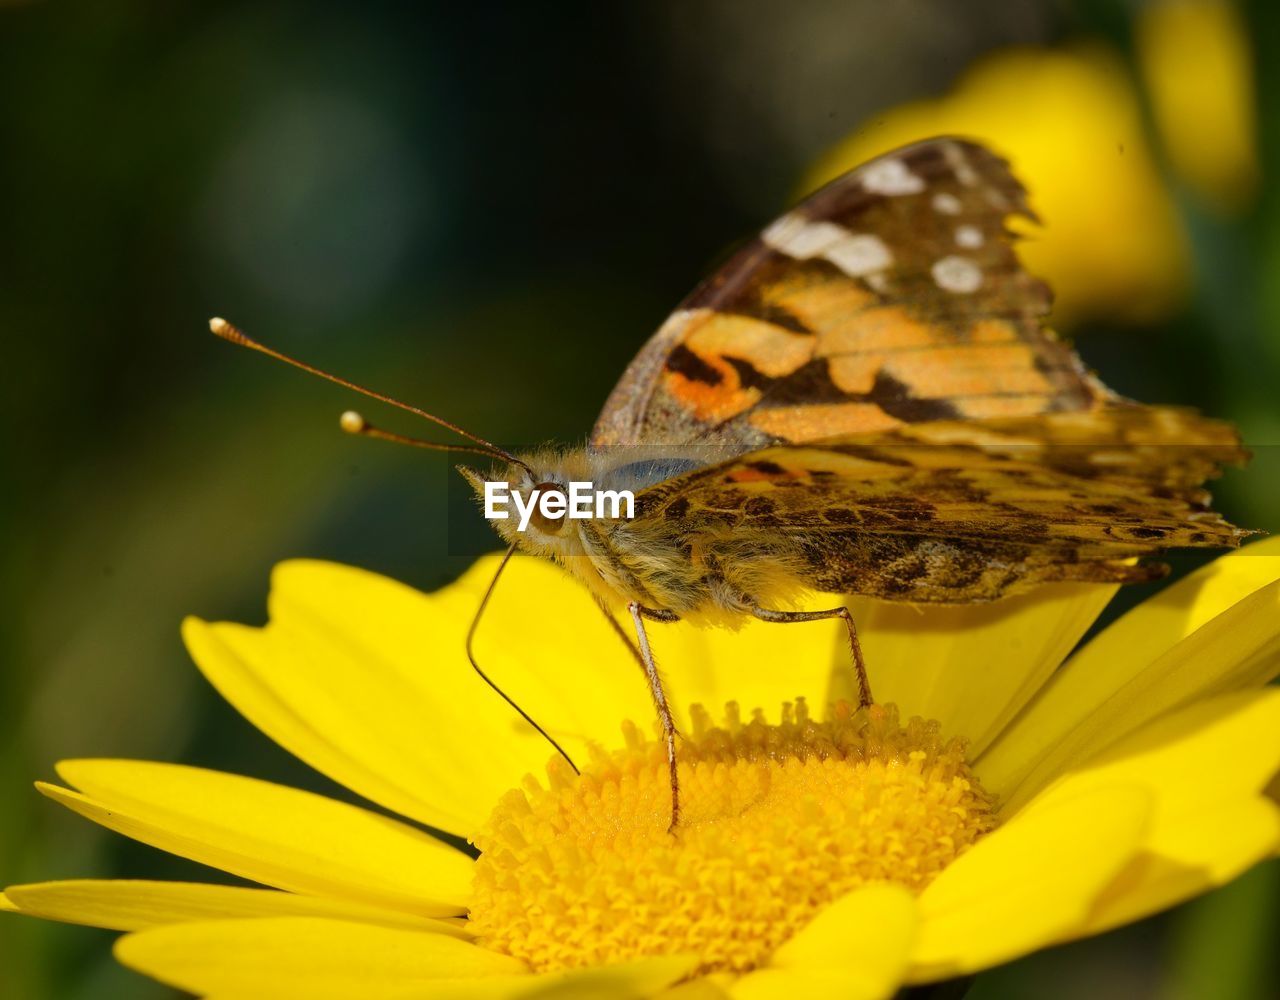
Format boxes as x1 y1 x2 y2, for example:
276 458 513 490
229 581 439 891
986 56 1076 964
2 1 1278 997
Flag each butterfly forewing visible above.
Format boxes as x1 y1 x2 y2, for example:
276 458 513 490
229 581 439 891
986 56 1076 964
592 138 1108 452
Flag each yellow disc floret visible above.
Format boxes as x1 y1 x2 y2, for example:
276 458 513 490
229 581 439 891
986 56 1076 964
470 701 998 976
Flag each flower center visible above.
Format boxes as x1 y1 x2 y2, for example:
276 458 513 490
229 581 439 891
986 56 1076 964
469 701 997 976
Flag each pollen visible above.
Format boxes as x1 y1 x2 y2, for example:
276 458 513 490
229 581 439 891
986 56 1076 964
469 701 998 976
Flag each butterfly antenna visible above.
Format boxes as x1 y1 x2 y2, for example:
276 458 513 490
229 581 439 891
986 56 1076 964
337 410 529 468
467 544 580 774
209 317 532 474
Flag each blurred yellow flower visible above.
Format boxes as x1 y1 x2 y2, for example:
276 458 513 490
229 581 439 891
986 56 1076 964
5 541 1280 998
1137 0 1259 215
805 45 1190 327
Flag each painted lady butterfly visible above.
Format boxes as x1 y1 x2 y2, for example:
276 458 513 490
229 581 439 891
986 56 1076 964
214 137 1250 826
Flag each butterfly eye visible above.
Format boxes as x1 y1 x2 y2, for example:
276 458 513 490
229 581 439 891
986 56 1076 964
529 481 569 535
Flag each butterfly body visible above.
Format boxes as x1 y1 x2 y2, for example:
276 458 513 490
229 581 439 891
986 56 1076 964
466 409 1237 627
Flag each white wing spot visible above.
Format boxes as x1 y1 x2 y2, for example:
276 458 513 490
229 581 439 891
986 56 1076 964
825 233 893 277
955 224 984 248
932 192 963 215
762 214 844 257
932 255 983 294
942 142 980 186
861 158 925 196
763 216 893 278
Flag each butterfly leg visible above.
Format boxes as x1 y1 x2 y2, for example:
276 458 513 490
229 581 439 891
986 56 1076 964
627 602 682 832
748 605 873 708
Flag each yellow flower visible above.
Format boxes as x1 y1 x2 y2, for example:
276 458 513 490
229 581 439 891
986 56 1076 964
1137 0 1260 215
804 45 1190 327
5 540 1280 999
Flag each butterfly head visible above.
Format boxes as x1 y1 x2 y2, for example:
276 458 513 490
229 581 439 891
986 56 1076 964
457 448 601 561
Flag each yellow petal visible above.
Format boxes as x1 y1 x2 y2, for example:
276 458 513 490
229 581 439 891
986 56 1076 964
446 555 653 745
0 892 16 913
185 618 497 841
265 555 752 808
732 885 916 1000
459 555 839 742
1137 0 1259 212
1083 797 1280 937
659 979 734 1000
652 604 848 729
909 784 1150 980
115 917 525 1000
423 957 700 1000
847 583 1115 754
978 540 1280 808
188 558 560 839
2 879 468 935
1022 689 1280 935
1037 689 1280 818
42 759 473 915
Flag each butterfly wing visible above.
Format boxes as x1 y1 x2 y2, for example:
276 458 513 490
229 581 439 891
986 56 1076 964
626 407 1250 603
592 137 1109 452
590 135 1250 606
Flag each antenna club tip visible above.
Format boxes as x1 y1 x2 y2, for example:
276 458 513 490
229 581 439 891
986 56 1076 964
340 410 367 434
209 316 254 346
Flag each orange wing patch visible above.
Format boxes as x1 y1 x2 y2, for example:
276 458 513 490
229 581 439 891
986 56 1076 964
682 312 813 376
663 312 812 424
750 402 903 441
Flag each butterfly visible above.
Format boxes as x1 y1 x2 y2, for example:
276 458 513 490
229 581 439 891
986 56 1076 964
212 137 1249 828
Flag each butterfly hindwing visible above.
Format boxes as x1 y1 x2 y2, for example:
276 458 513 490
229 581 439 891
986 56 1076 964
592 137 1108 452
620 407 1249 604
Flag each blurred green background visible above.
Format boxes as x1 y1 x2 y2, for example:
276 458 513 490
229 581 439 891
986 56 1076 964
2 1 1277 997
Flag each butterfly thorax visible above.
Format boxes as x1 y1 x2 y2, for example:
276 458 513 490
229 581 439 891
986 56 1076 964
461 447 803 620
